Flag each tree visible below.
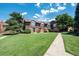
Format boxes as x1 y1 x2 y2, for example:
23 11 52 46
5 12 24 32
74 3 79 33
55 13 74 31
10 12 23 23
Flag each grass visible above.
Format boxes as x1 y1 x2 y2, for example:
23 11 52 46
0 32 57 56
62 32 79 56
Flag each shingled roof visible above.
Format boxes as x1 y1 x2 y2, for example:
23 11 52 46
24 19 48 24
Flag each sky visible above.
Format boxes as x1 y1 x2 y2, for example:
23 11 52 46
0 3 77 22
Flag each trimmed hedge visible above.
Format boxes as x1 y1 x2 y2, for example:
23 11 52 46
22 29 31 34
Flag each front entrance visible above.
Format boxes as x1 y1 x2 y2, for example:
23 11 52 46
33 28 35 32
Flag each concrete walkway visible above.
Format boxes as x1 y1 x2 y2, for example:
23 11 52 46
44 33 73 56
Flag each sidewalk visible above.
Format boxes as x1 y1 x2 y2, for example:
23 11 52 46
44 33 73 56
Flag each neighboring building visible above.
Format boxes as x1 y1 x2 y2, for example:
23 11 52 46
50 21 59 32
24 20 49 33
0 21 8 33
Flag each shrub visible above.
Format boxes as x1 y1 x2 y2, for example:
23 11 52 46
23 29 31 34
48 29 52 32
44 30 47 32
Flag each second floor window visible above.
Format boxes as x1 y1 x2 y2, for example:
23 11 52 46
44 24 47 27
25 22 31 26
35 23 40 26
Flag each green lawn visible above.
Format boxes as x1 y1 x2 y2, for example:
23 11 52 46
0 32 57 56
62 32 79 56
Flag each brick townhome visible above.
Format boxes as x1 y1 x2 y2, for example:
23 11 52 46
0 20 59 33
0 20 50 33
24 20 49 33
0 21 8 33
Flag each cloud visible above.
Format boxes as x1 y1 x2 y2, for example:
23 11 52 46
33 14 50 22
57 6 66 10
33 13 41 19
35 14 40 17
41 8 59 16
50 8 58 13
34 3 66 22
56 3 60 7
49 3 52 7
63 3 67 6
33 13 55 22
35 3 40 7
34 3 67 22
55 3 66 11
71 3 76 6
50 7 65 13
41 6 66 16
21 12 27 16
41 8 58 15
33 16 38 18
48 18 55 22
41 9 50 15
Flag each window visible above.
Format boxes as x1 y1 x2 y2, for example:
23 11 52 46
25 22 31 26
36 23 40 26
31 21 35 26
44 24 47 27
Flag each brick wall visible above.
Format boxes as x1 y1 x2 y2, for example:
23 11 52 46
0 22 4 33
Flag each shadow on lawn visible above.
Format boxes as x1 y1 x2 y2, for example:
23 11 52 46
62 32 79 36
